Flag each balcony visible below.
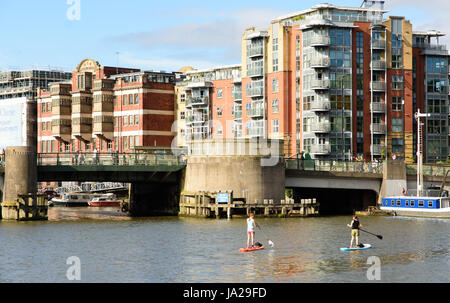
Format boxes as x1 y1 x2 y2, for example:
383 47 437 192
371 39 386 50
310 57 330 69
232 91 242 100
186 96 209 107
247 47 264 58
247 127 264 137
52 98 71 116
310 36 330 47
371 60 386 70
247 67 264 78
247 87 264 97
186 115 207 124
371 144 385 155
247 107 264 118
310 122 331 133
371 123 386 134
310 100 331 111
370 102 386 113
311 79 330 90
234 111 242 119
371 81 386 91
310 144 331 155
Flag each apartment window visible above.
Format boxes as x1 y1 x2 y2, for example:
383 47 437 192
392 96 403 111
272 119 279 133
122 95 127 106
392 75 404 90
180 94 186 103
129 94 133 105
217 107 223 117
427 79 447 94
217 89 223 99
392 138 404 153
272 99 279 113
180 112 185 120
134 94 139 105
427 57 447 73
123 116 128 126
134 115 139 126
272 79 279 93
392 118 403 132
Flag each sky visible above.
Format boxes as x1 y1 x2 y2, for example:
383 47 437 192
0 0 449 73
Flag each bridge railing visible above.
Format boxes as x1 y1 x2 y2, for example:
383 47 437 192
37 152 186 167
286 159 383 174
406 164 450 177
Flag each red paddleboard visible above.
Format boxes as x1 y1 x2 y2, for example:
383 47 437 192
239 246 265 253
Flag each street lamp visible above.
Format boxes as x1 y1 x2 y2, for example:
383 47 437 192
416 109 430 197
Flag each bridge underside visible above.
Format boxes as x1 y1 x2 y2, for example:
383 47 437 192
37 165 181 184
285 170 382 215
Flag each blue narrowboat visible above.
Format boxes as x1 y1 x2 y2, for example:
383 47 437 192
380 197 450 218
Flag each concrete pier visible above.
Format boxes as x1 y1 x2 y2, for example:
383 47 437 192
1 146 47 221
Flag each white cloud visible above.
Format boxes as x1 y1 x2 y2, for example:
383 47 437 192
112 7 289 69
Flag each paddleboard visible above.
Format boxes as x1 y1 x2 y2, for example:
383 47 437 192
340 244 372 251
239 246 265 253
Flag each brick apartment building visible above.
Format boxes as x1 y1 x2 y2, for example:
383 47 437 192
37 58 177 154
175 0 450 163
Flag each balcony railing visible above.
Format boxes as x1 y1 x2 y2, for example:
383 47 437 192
247 127 264 137
247 87 264 97
247 107 264 118
247 67 264 78
309 100 331 111
371 60 386 70
371 81 386 91
187 96 209 107
310 122 331 133
234 111 242 119
247 47 264 57
310 144 331 155
371 123 386 134
310 36 330 47
371 144 385 155
285 159 383 174
310 57 330 68
413 42 447 51
311 79 330 90
186 115 207 124
372 39 386 49
370 103 386 113
232 91 242 100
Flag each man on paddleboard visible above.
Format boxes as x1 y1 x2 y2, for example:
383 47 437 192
247 213 259 248
347 216 363 248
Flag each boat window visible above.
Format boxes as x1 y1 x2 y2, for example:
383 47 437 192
391 200 394 206
396 200 401 206
428 201 433 208
410 200 415 207
418 200 424 207
405 200 409 206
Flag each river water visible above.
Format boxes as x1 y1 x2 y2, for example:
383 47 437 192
0 208 448 283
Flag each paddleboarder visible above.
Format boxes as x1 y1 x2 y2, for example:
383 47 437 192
347 216 363 248
247 213 259 248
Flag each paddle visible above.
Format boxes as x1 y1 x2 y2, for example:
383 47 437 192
257 225 275 247
359 229 383 240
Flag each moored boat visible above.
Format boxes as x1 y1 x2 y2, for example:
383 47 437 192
50 193 93 207
88 193 121 207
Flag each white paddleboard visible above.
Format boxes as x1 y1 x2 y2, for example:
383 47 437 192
340 244 372 251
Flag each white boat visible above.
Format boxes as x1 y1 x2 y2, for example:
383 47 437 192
50 193 93 207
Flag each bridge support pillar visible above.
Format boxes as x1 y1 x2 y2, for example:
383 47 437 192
378 160 407 205
1 146 46 221
128 180 180 217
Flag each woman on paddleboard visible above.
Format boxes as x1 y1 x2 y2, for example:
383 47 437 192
347 216 363 248
247 213 259 248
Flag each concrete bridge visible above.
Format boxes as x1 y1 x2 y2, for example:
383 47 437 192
2 149 450 217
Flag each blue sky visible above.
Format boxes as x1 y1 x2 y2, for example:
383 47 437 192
0 0 447 72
